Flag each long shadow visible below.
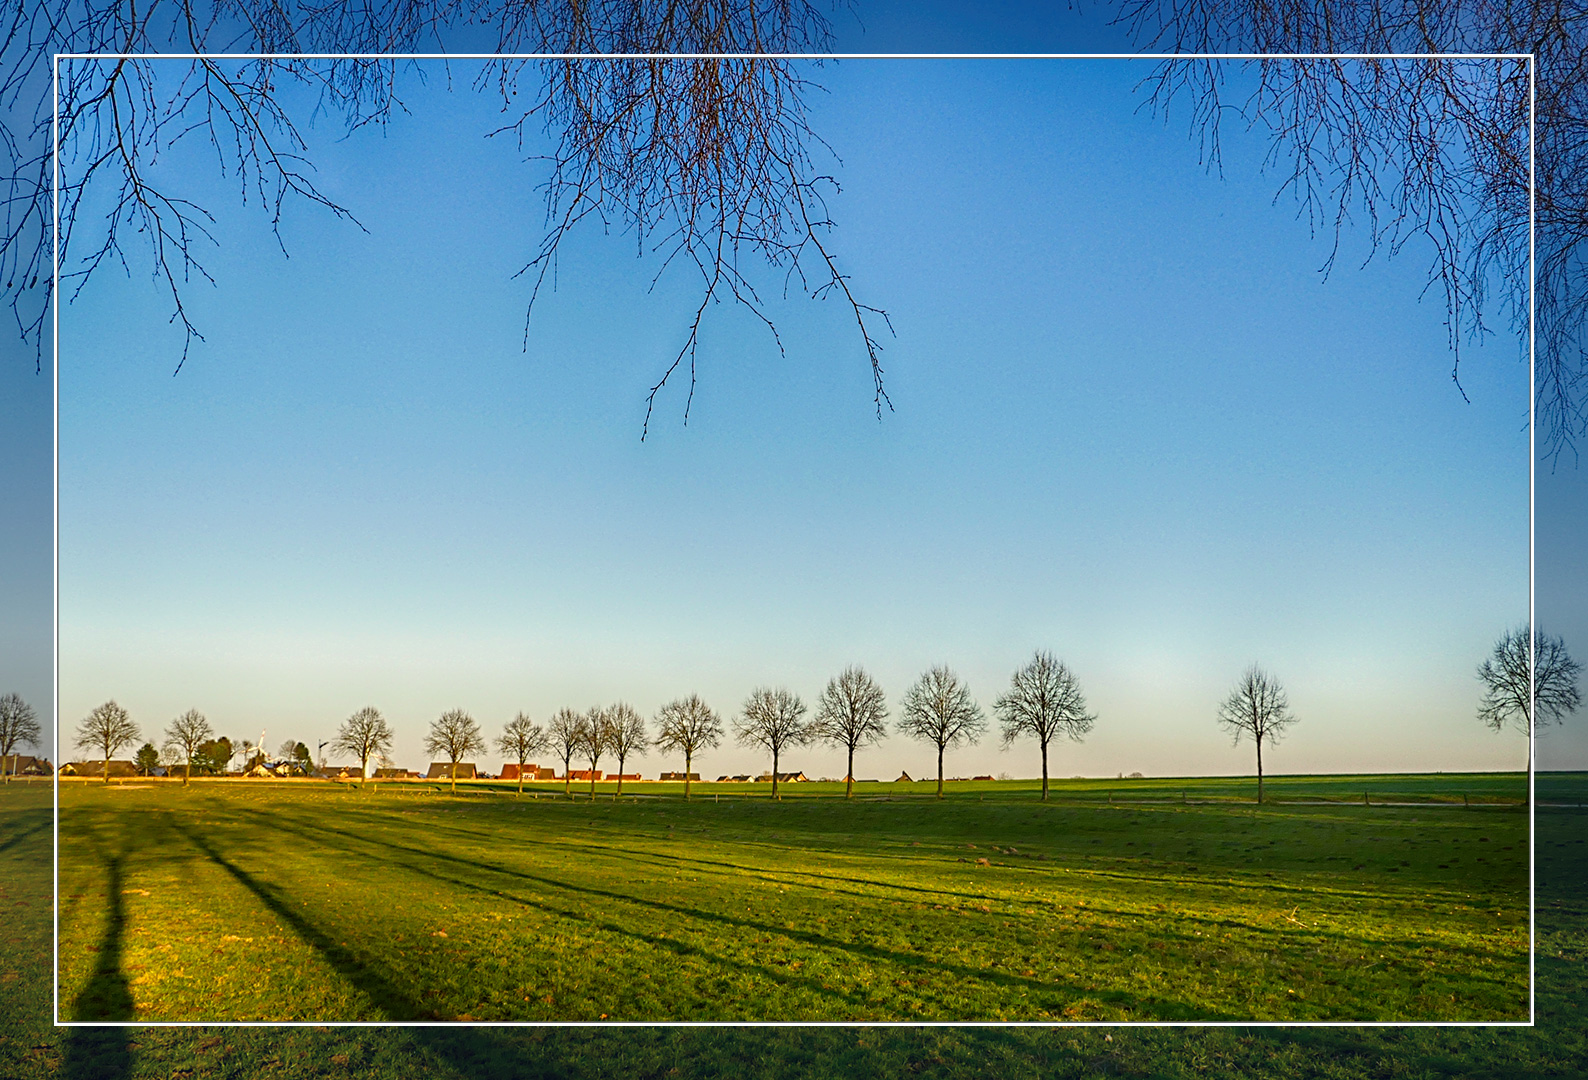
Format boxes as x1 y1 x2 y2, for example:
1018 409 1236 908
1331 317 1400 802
67 853 135 1020
276 807 1493 963
61 852 134 1079
0 813 49 856
258 811 1232 1020
174 825 430 1020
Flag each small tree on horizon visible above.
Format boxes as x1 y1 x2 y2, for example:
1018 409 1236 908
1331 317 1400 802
604 702 648 798
426 709 487 794
897 666 986 800
497 712 551 796
546 707 584 798
654 694 723 801
733 687 809 802
1478 626 1582 775
1216 664 1297 805
333 707 393 789
809 666 888 799
576 707 613 799
76 701 139 785
995 651 1096 801
134 742 160 775
0 693 41 784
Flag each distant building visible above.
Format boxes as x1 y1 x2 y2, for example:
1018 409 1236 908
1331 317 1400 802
755 771 808 783
329 766 365 780
427 763 478 780
717 774 753 783
499 763 557 781
659 772 700 782
893 771 913 782
3 755 51 777
373 767 420 779
972 775 995 782
608 772 641 782
62 760 138 778
567 769 603 782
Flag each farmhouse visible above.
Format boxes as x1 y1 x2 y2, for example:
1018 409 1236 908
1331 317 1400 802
426 763 478 780
608 772 641 782
659 771 700 782
373 767 421 779
328 766 365 780
61 760 138 778
756 771 808 783
894 771 913 782
3 755 51 776
568 769 602 782
717 774 753 783
499 763 557 781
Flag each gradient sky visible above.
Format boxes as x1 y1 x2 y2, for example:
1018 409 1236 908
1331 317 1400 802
2 31 1581 781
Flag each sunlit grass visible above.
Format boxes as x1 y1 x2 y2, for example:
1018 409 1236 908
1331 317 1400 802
51 774 1536 1022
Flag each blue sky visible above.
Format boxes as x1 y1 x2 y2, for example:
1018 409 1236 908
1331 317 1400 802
2 40 1580 780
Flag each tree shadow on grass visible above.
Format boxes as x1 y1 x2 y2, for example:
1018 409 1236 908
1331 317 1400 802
175 826 429 1020
260 812 1232 1021
61 852 134 1079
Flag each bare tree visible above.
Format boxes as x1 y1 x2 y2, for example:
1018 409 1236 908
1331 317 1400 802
809 666 888 799
995 651 1096 802
75 701 140 785
897 666 986 799
1478 626 1582 778
734 687 809 801
604 702 648 798
1118 1 1584 462
576 707 613 799
332 706 393 789
426 708 486 794
162 708 213 787
1216 664 1297 804
0 693 40 783
547 707 585 799
6 4 891 434
654 694 723 801
497 711 551 796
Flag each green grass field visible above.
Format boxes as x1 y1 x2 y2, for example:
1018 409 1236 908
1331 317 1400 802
3 777 1586 1078
49 773 1541 1022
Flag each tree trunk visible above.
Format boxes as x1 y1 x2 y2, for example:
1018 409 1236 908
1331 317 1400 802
563 759 572 799
684 750 693 801
517 760 525 796
846 746 855 799
1041 741 1050 802
936 745 944 799
772 747 780 802
616 754 625 799
1525 729 1533 807
1255 739 1263 805
104 750 111 785
184 758 191 786
589 761 599 799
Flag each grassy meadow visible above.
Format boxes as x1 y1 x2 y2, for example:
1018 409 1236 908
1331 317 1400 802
50 774 1542 1022
3 778 1586 1079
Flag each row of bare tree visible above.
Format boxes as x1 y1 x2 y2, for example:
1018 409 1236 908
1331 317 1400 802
30 625 1581 799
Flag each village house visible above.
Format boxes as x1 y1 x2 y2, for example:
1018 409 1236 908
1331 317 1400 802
658 771 700 782
498 763 557 782
3 755 52 777
60 760 138 778
426 763 478 780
